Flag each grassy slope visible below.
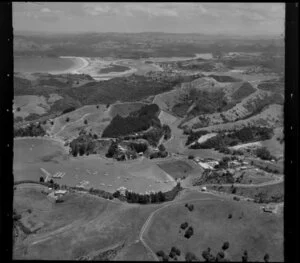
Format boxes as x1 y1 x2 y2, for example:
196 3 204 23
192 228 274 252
144 198 283 262
13 187 158 260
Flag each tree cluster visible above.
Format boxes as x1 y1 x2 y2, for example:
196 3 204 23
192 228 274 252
112 183 182 204
190 127 273 150
14 122 46 137
102 104 160 138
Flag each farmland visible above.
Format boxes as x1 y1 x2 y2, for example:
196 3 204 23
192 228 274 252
13 29 285 261
143 196 283 262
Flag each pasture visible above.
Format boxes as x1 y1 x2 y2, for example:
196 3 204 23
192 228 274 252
143 196 283 262
14 138 176 194
13 185 158 260
157 159 195 180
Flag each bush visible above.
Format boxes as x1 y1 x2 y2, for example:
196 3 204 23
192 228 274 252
66 117 70 122
156 250 165 258
62 106 76 114
222 241 230 251
216 251 225 261
162 254 169 261
187 204 194 211
39 176 44 183
185 252 197 262
188 155 194 159
263 253 270 262
255 147 273 160
16 107 21 112
180 222 188 230
228 213 232 219
84 119 88 125
242 250 248 262
171 247 181 256
184 226 194 239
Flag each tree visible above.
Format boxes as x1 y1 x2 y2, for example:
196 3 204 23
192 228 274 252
216 251 225 261
66 117 70 122
84 119 88 125
256 147 273 160
39 176 44 183
222 241 230 251
16 107 21 112
156 251 165 258
263 253 270 263
180 222 188 230
158 144 166 152
185 252 197 262
242 250 248 262
188 155 194 159
228 213 232 219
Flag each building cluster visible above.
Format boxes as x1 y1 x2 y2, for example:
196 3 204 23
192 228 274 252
47 189 68 203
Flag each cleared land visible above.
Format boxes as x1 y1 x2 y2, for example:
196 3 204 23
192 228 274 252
13 185 158 260
143 196 283 262
14 138 176 194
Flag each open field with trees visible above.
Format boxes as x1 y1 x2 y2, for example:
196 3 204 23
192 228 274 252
143 198 283 261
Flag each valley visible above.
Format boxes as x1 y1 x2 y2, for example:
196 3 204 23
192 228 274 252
13 31 284 261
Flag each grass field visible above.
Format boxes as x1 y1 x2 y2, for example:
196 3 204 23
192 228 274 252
144 196 283 262
208 182 284 203
14 138 177 194
13 186 158 260
157 160 195 180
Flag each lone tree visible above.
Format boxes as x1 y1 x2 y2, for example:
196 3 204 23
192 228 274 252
39 176 44 183
180 222 188 230
222 241 230 251
185 252 197 262
263 253 270 263
216 251 225 261
66 117 70 122
242 250 248 262
16 107 21 112
84 119 88 125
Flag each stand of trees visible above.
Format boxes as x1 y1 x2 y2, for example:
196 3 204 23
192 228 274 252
190 126 273 150
14 122 46 137
102 104 161 138
113 182 182 204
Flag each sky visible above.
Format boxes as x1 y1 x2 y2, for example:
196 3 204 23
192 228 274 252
13 2 285 36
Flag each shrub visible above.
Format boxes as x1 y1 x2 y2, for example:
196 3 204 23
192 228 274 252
242 250 248 262
39 176 44 183
171 247 181 256
16 107 21 112
84 119 88 125
66 117 70 122
184 226 194 239
216 251 225 261
255 147 273 161
222 241 230 251
188 155 194 159
185 252 197 262
180 222 188 230
162 254 169 261
228 213 232 219
156 250 165 257
62 106 76 114
263 253 270 262
187 204 194 211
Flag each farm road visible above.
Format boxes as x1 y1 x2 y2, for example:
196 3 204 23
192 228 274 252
139 193 224 261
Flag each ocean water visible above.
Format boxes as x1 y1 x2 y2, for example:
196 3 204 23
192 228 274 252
14 56 75 73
